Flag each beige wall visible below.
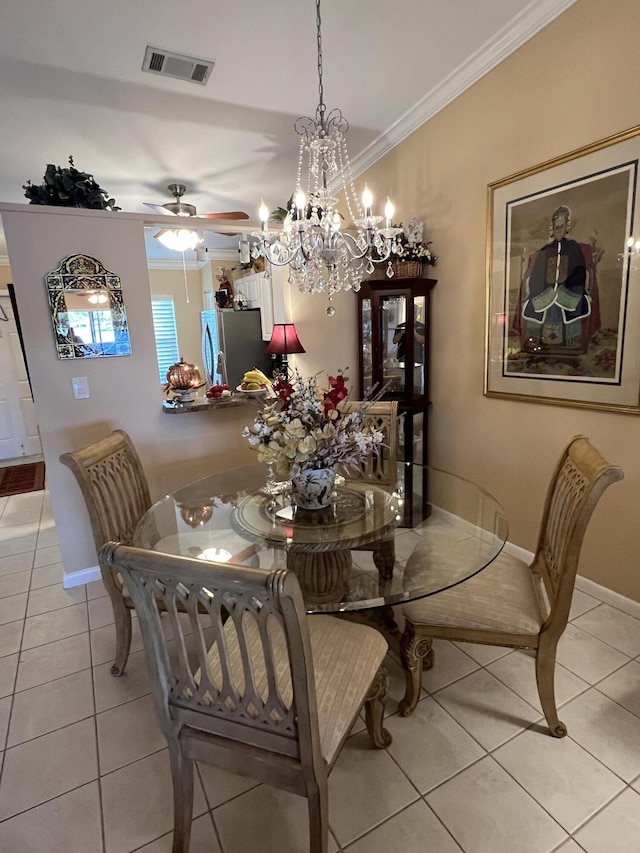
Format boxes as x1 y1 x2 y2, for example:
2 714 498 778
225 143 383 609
285 0 640 601
1 206 256 577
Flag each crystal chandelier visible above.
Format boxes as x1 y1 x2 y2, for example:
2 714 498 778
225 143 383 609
253 0 402 314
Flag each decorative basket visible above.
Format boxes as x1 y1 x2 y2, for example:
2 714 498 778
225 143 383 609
391 261 422 278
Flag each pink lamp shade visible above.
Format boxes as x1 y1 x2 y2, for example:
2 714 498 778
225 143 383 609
266 324 306 356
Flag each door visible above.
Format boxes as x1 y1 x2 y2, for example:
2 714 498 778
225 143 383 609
0 293 42 459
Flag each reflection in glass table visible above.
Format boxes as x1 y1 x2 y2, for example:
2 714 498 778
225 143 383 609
133 462 508 620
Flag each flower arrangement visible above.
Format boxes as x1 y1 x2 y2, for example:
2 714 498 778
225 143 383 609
391 218 437 265
23 155 119 210
243 370 384 477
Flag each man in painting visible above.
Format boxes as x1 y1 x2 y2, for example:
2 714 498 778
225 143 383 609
514 204 601 354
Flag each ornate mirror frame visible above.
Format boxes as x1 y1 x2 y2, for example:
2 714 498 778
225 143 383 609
45 253 132 359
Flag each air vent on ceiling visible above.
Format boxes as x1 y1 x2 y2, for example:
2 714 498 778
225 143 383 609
142 45 214 86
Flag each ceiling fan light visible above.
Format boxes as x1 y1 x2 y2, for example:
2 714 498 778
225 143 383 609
157 228 199 252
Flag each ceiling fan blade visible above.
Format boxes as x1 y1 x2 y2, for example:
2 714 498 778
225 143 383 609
200 212 250 220
199 211 250 236
143 203 177 215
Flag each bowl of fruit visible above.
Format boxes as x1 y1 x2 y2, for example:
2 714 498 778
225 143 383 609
205 383 233 402
236 368 272 396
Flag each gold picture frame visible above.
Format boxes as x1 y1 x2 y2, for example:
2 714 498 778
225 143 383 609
485 125 640 414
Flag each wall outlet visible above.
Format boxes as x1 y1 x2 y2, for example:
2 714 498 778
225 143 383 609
72 377 90 399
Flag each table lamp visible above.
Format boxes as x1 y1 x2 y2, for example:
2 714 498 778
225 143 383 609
266 323 306 379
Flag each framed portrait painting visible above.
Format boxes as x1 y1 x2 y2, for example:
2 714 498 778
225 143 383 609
485 125 640 414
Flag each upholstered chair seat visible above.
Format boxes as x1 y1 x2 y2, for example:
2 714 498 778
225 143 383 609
403 548 544 635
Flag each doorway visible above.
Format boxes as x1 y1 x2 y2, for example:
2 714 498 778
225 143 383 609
0 291 42 460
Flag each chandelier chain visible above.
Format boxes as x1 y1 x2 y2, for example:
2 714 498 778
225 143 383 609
316 0 325 125
252 0 403 307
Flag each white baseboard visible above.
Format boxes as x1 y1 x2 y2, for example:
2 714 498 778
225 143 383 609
63 565 101 589
502 541 534 563
574 575 640 620
502 541 640 620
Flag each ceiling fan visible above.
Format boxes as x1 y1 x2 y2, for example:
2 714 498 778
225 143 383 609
144 183 250 253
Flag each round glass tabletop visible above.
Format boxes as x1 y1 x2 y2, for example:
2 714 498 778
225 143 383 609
133 462 508 613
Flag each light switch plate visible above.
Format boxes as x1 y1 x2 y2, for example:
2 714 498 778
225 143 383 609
72 377 90 399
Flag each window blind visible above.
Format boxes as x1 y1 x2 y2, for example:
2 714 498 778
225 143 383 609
151 297 180 383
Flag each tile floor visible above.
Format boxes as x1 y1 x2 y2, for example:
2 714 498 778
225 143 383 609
1 489 640 852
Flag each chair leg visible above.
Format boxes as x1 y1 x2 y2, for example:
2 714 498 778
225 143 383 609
168 742 194 853
109 594 132 677
535 638 567 738
399 621 433 717
364 666 392 748
307 779 329 853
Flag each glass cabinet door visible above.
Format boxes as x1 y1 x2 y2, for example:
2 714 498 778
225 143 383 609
380 295 407 394
413 294 426 396
361 298 373 391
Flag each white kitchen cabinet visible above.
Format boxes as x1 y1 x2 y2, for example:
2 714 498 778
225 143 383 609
234 264 288 340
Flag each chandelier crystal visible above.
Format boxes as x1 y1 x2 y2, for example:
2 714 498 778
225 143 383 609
253 0 402 310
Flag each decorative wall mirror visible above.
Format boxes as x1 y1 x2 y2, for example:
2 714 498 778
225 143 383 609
45 253 132 359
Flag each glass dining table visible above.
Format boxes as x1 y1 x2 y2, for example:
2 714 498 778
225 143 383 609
133 462 508 654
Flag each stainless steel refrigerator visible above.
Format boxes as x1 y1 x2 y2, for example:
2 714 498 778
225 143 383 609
201 308 272 390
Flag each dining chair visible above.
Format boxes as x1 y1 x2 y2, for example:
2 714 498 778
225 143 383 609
100 542 392 853
60 429 151 676
398 435 623 736
340 400 399 577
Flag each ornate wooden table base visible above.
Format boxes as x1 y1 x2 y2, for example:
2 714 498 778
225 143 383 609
286 549 352 604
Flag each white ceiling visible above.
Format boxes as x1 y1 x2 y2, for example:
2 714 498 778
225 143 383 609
0 0 575 260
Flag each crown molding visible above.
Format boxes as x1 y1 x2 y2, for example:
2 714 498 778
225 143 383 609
147 248 239 271
347 0 578 180
147 258 202 271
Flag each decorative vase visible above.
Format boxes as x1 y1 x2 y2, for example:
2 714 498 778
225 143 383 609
391 261 423 278
291 467 336 510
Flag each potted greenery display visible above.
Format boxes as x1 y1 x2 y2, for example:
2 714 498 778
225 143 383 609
23 156 119 210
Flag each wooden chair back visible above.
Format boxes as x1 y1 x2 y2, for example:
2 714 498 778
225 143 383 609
60 429 152 674
339 400 398 486
101 542 324 775
532 434 624 635
60 429 151 557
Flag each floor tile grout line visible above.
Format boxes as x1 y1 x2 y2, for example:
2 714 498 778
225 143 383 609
591 679 640 721
335 795 425 851
19 624 90 655
88 606 108 853
567 616 640 657
0 600 28 791
488 734 628 839
4 703 97 751
0 778 100 828
25 592 88 620
193 763 228 853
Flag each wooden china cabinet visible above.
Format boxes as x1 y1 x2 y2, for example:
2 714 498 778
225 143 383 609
357 276 436 523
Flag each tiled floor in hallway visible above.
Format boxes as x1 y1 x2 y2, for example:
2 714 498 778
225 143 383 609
1 488 640 852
